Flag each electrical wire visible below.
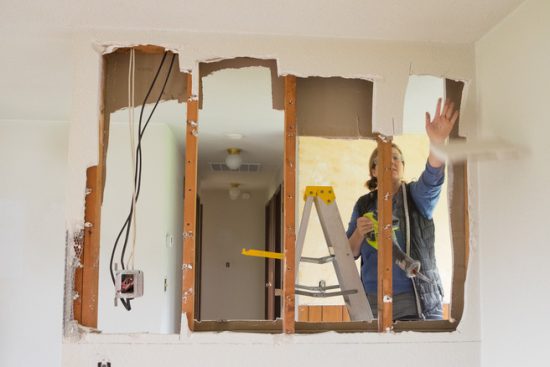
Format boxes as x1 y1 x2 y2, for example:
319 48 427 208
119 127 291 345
128 48 138 270
109 51 176 310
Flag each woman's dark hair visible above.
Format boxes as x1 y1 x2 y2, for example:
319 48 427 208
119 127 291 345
365 143 404 191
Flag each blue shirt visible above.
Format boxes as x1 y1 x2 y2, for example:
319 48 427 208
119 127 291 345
346 161 444 295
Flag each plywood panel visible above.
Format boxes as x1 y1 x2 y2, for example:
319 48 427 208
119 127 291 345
322 306 343 322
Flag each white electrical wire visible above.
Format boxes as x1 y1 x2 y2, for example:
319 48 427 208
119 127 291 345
127 48 138 270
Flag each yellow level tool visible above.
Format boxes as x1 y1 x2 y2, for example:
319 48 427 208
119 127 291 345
241 248 283 260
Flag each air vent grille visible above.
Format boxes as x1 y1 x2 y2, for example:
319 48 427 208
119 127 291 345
209 162 262 172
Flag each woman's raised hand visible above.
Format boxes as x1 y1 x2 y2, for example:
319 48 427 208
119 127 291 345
425 98 459 145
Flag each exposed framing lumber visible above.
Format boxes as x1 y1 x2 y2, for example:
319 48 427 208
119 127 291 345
376 136 393 332
445 79 469 323
182 75 199 329
74 166 101 327
76 55 109 327
282 75 297 334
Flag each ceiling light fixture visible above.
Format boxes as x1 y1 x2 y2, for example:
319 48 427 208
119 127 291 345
225 148 242 170
229 183 241 200
225 133 244 140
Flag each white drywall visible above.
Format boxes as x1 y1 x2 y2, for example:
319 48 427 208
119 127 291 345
57 29 481 366
97 121 184 333
475 0 550 366
200 189 266 320
0 121 68 367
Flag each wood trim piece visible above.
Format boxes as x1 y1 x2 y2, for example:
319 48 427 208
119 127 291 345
445 79 468 323
194 320 282 333
182 75 198 329
322 306 343 322
298 306 309 321
376 136 393 332
283 75 297 334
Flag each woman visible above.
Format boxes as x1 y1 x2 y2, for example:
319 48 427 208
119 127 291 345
346 98 458 320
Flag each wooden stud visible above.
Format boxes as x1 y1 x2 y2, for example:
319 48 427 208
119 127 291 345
182 74 198 330
376 136 393 332
282 75 297 334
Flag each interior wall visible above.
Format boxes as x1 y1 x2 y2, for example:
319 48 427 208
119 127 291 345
200 189 266 320
475 0 550 366
59 32 480 366
98 122 183 333
0 121 68 367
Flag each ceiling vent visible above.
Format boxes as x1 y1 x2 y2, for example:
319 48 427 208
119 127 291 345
209 162 262 173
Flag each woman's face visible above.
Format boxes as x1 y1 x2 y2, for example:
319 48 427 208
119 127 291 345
371 147 405 183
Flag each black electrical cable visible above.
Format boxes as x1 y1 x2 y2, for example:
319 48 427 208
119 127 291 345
120 54 176 271
109 52 176 311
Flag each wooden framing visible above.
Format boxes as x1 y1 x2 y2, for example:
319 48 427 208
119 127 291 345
182 75 199 329
73 166 101 327
75 55 108 327
76 51 470 334
376 136 394 331
282 75 297 334
445 79 469 323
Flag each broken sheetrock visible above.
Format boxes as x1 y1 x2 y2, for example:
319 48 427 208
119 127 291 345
430 138 523 163
296 77 375 138
104 50 188 115
93 43 180 57
179 313 192 338
199 57 284 111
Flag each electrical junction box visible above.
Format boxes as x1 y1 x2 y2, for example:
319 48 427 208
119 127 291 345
115 270 144 299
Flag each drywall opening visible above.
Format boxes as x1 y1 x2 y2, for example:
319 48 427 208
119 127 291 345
295 75 467 330
73 48 189 334
196 60 284 322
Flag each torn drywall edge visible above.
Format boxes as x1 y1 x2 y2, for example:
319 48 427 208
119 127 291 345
74 322 476 346
93 42 181 58
102 50 189 115
198 57 284 110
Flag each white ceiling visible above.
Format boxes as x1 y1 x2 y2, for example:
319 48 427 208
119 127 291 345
196 67 284 192
3 0 524 43
1 0 525 192
0 0 524 123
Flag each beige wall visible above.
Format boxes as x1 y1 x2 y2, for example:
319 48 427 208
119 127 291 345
98 122 183 333
200 189 266 320
476 0 550 365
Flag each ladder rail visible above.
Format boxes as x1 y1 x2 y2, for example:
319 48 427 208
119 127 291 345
296 186 374 322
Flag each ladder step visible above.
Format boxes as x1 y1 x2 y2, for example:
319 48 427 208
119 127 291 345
296 283 340 291
300 255 335 264
295 289 358 298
